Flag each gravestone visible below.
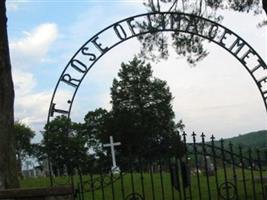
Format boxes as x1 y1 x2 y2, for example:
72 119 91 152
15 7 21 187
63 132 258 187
206 156 215 176
181 161 191 188
170 163 180 191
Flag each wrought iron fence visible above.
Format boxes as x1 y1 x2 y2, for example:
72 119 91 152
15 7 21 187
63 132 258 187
72 132 267 200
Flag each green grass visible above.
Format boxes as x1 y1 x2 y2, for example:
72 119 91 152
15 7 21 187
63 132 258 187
20 167 267 200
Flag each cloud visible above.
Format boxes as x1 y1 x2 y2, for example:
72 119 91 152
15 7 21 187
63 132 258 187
9 22 59 136
12 67 72 142
6 0 29 11
12 69 71 131
10 23 59 68
13 70 36 96
15 89 72 130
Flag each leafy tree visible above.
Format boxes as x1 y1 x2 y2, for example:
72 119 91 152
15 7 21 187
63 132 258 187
82 108 111 153
30 143 46 169
139 0 267 64
0 0 19 188
82 108 112 157
110 56 185 160
14 122 35 163
14 122 35 177
76 109 113 171
42 116 88 176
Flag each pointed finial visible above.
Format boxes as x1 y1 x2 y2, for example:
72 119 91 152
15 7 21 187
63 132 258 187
201 132 206 143
211 134 215 141
192 132 196 137
182 131 187 142
182 131 187 137
192 132 196 143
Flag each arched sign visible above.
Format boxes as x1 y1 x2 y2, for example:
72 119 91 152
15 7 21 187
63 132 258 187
48 12 267 122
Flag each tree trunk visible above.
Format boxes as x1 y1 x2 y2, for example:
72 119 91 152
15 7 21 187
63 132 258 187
17 154 23 180
0 0 19 189
263 0 267 15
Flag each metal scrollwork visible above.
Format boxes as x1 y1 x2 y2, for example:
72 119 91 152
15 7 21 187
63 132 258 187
219 181 237 200
125 193 144 200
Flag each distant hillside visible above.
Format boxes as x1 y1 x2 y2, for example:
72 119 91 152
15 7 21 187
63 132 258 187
222 130 267 150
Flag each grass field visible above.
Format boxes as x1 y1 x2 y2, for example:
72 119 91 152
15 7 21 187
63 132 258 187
21 167 267 200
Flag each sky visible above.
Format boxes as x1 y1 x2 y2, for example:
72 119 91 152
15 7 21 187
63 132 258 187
6 0 267 142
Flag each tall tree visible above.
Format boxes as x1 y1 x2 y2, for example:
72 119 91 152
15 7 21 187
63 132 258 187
0 0 19 188
82 108 111 154
78 109 113 171
14 122 35 177
110 56 185 159
42 116 88 176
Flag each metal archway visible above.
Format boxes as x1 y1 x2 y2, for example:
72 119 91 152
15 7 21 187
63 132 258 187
47 12 267 123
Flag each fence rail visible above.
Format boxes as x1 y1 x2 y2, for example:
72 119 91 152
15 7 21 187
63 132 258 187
68 132 267 200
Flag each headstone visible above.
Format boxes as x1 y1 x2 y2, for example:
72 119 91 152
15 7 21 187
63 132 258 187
170 163 180 191
205 156 215 176
181 161 191 188
42 159 50 177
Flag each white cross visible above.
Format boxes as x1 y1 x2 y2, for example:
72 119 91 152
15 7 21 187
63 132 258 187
103 136 121 171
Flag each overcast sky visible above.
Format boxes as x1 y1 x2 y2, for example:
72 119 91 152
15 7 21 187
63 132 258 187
6 0 267 142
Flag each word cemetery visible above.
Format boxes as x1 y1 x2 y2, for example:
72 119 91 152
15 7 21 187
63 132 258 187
48 12 267 123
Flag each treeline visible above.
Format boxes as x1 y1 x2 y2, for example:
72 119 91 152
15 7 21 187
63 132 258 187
18 57 185 176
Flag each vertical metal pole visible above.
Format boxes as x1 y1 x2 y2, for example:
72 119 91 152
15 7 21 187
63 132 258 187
248 148 257 200
77 183 81 200
175 157 183 200
100 168 105 200
70 174 75 199
78 169 84 200
183 132 192 200
211 135 219 197
201 133 211 200
220 139 230 200
192 132 202 200
159 158 165 200
120 170 125 200
229 142 239 200
130 160 135 195
139 158 146 200
181 133 187 200
168 158 175 200
48 156 54 187
256 149 265 200
110 172 115 200
90 173 95 200
149 159 156 200
239 146 248 200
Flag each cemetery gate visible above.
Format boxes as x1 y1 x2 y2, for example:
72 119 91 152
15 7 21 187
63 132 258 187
75 132 267 200
46 12 267 200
